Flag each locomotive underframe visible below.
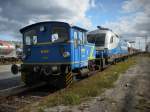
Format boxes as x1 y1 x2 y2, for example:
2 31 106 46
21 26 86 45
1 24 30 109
20 64 73 88
20 60 97 88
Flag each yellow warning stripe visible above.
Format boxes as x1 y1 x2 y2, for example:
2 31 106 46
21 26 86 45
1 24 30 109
66 78 73 86
66 74 73 82
66 76 72 82
65 72 73 86
66 80 72 86
88 46 95 60
66 80 72 87
66 72 72 79
66 73 73 82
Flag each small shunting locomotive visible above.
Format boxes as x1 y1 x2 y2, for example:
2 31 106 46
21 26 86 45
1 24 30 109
11 21 96 88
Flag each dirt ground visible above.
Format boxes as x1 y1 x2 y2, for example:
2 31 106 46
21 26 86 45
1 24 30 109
44 56 150 112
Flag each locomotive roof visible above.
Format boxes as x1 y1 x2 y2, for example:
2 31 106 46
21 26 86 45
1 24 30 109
88 29 119 38
72 26 87 32
88 29 110 34
20 21 87 33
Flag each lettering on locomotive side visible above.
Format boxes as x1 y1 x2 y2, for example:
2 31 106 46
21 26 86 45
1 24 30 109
81 48 86 52
42 56 48 59
88 46 95 60
40 50 49 54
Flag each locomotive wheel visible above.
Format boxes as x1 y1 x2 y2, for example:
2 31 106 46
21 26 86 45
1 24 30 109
52 72 73 89
47 66 73 89
112 59 117 65
105 58 109 65
21 72 39 86
47 74 66 89
95 65 101 71
100 59 104 71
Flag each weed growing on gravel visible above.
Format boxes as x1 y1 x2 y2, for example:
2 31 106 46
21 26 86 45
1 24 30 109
62 92 80 105
38 107 45 112
41 58 136 107
21 57 137 112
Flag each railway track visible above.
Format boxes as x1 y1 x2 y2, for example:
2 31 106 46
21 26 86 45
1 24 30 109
0 82 46 97
0 82 49 112
0 95 43 112
0 63 111 112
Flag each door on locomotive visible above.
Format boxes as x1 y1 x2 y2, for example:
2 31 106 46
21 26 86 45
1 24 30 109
71 26 96 74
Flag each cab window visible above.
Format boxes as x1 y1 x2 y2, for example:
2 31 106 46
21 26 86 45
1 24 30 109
74 31 78 39
79 31 83 44
25 36 31 45
79 31 87 44
110 36 113 43
51 27 68 42
82 32 87 44
74 31 78 48
87 33 105 46
24 30 37 45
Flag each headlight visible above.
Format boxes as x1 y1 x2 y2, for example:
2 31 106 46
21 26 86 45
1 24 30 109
62 51 70 58
22 53 26 60
51 66 57 71
33 66 40 72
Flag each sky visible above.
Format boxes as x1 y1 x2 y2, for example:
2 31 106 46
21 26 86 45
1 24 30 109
0 0 150 50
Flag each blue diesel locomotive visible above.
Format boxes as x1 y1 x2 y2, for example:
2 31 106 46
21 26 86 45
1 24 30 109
11 21 96 88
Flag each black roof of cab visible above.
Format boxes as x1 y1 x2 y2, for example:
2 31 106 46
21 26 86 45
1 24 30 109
20 21 87 33
72 26 87 32
20 21 70 33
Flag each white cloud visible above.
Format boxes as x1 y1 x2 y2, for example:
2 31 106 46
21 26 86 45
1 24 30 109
122 0 141 13
0 8 2 13
102 0 150 50
90 0 96 8
103 0 150 39
122 0 150 13
0 0 94 39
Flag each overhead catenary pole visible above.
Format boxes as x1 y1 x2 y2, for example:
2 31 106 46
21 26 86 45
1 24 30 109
139 38 140 50
145 36 148 51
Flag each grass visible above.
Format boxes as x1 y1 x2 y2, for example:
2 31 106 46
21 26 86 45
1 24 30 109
143 53 150 57
135 98 150 111
20 57 137 112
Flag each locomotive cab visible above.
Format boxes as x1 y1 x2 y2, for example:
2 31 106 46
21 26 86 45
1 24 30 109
21 22 71 64
88 27 120 58
12 21 96 88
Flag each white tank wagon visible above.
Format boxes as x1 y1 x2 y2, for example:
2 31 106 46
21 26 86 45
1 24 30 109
0 40 20 63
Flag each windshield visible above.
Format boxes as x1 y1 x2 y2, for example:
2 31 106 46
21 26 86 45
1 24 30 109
88 33 105 46
24 30 37 45
51 27 68 43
